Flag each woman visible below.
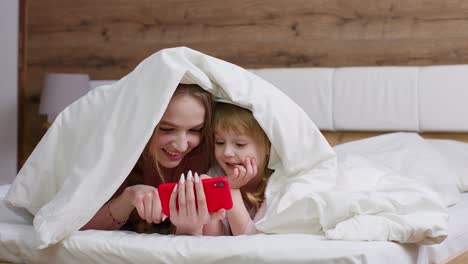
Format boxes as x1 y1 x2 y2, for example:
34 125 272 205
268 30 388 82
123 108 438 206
81 84 224 235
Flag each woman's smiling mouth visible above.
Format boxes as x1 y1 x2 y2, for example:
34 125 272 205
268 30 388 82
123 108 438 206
163 148 183 161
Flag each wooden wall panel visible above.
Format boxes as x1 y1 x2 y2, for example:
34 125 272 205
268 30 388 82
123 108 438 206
22 0 468 164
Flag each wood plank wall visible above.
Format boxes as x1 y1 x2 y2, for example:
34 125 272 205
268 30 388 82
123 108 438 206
18 0 27 169
22 0 468 166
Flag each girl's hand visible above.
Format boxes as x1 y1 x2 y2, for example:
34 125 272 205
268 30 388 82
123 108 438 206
169 171 226 235
123 184 163 224
227 157 258 189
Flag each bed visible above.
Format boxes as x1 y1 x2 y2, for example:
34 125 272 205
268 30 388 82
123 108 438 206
3 57 468 263
1 139 468 264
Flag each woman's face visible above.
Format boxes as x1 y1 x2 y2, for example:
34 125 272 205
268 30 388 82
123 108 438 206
150 94 206 168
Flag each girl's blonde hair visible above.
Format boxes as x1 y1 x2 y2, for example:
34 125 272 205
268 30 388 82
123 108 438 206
213 102 272 209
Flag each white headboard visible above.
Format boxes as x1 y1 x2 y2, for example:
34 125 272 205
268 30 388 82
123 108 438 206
90 64 468 133
253 65 468 132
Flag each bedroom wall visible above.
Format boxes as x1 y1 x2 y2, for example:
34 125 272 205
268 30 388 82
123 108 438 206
0 0 19 184
22 0 468 166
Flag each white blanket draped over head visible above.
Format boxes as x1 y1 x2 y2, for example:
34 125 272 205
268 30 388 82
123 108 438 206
6 47 448 248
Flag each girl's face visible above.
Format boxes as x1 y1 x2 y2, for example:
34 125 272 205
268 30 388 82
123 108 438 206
214 129 267 178
150 94 206 168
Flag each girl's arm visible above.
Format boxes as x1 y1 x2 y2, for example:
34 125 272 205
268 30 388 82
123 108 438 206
226 191 267 235
224 158 262 235
241 201 266 235
226 189 254 235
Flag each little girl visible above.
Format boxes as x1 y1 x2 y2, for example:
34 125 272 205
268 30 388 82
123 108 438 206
204 102 273 236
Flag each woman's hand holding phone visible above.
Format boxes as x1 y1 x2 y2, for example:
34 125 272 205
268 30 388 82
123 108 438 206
227 157 258 189
122 184 163 224
169 171 227 235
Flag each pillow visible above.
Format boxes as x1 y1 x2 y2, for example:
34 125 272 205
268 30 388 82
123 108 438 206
426 139 468 192
333 132 461 206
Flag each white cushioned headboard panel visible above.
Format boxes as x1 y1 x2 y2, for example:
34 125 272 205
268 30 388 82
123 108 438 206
252 65 468 132
91 64 468 132
251 68 335 130
419 65 468 131
332 67 419 131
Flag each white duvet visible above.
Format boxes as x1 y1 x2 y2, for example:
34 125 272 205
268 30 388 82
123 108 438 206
6 47 454 249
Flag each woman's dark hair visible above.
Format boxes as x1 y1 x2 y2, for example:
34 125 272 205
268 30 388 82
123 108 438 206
129 84 214 185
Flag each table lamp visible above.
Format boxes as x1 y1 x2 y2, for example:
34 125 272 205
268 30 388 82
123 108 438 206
39 73 90 123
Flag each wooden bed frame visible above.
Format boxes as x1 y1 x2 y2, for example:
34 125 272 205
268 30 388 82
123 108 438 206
323 131 468 147
445 249 468 264
18 0 468 263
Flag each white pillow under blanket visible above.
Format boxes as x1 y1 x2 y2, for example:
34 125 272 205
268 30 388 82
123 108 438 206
333 132 461 206
427 139 468 192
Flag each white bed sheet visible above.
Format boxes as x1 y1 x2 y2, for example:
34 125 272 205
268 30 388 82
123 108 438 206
417 191 468 263
1 184 467 264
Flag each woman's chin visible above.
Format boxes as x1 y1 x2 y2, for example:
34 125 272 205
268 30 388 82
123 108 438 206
158 158 183 169
157 150 185 168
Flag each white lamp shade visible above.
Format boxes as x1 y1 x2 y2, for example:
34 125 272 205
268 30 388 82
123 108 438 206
39 73 90 122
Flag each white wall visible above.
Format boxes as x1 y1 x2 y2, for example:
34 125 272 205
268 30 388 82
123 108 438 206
0 0 19 184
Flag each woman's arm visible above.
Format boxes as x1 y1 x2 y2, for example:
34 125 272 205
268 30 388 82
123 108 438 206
80 182 131 230
80 183 163 230
80 200 127 230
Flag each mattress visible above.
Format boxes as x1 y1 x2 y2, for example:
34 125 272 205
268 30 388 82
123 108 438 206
1 184 467 264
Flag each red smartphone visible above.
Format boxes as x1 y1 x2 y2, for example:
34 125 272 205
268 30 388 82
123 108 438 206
157 177 233 217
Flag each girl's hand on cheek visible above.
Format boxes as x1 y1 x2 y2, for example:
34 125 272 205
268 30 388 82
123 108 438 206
227 157 257 189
